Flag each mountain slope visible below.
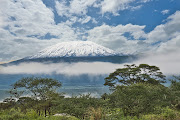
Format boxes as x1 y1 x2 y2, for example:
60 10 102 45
27 41 116 59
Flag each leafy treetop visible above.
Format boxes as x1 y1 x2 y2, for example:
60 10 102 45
104 64 166 88
10 77 62 100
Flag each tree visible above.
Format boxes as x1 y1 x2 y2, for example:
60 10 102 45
104 64 166 88
108 83 171 117
170 76 180 92
10 77 62 117
11 77 61 100
169 76 180 110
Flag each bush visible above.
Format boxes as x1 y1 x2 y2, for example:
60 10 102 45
142 107 180 120
0 108 26 120
85 107 106 120
53 94 105 119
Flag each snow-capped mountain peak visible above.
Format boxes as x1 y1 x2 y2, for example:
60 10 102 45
27 41 116 59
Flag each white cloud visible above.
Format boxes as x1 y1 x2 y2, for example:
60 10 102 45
0 14 3 27
78 16 91 24
69 0 97 15
87 24 148 54
101 0 135 15
86 11 180 55
1 54 179 76
92 18 98 24
100 0 152 15
134 51 180 75
147 25 167 43
161 9 170 15
3 0 55 37
140 0 152 3
130 5 143 11
55 0 70 17
55 0 97 24
164 11 180 35
134 11 180 75
0 62 124 75
147 11 180 44
55 0 152 17
157 34 180 54
55 0 95 15
0 0 80 61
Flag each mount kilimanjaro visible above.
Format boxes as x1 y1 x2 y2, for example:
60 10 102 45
8 41 136 64
27 41 116 59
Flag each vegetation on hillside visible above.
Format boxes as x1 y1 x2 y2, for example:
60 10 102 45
0 64 180 120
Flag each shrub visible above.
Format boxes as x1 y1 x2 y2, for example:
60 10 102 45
142 107 180 120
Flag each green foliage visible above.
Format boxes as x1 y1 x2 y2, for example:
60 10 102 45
25 109 39 119
104 64 166 88
142 107 180 120
2 70 180 120
108 83 172 117
11 77 61 100
0 108 79 120
53 94 105 119
170 76 180 90
7 77 63 118
104 108 124 120
168 76 180 110
0 108 26 120
0 97 16 110
85 107 106 120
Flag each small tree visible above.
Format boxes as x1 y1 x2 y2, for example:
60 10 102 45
104 64 166 88
10 77 62 117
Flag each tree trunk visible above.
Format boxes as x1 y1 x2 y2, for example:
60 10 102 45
45 108 47 117
48 107 51 115
38 110 40 116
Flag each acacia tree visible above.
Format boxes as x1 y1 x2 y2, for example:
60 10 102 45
10 77 62 117
104 64 166 88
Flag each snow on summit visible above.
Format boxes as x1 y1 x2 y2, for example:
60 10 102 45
27 41 116 59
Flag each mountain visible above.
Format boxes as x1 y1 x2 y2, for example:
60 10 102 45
26 41 116 59
4 41 137 65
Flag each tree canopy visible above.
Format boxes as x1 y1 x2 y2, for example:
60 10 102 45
11 77 61 100
104 64 166 88
108 83 172 117
9 77 62 117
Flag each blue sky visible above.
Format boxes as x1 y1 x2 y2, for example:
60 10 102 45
0 0 180 62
